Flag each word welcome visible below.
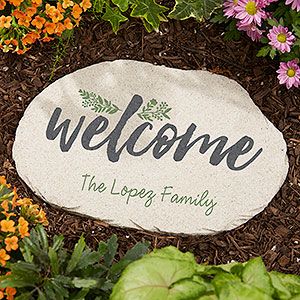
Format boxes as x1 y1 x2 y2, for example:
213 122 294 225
81 174 217 216
46 95 263 171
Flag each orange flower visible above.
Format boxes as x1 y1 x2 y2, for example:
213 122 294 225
0 16 12 29
5 236 18 251
41 36 54 42
22 32 39 46
19 224 29 238
18 15 31 27
45 4 57 17
44 22 56 34
32 0 42 6
6 287 16 300
0 249 10 266
26 6 37 17
57 2 65 13
0 0 6 10
16 49 25 55
0 176 6 185
51 10 63 23
18 217 28 226
62 0 74 8
64 17 73 30
12 9 25 19
0 220 15 233
9 0 23 6
80 0 91 11
32 16 46 29
55 22 65 36
17 198 32 206
72 4 82 19
0 290 4 299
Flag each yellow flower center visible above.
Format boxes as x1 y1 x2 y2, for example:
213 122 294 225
287 68 295 77
233 0 238 5
277 33 287 43
245 1 257 15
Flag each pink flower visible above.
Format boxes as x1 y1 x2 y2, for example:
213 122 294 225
285 0 300 11
224 0 239 18
237 21 264 41
267 25 295 53
235 0 267 26
258 0 279 7
276 60 300 89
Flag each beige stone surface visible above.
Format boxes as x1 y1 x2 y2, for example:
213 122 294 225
13 60 289 234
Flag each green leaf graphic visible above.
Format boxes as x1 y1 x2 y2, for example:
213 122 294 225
79 89 121 115
138 98 172 122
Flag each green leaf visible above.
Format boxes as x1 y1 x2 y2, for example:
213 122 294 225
52 235 64 252
267 18 278 27
37 290 47 300
0 276 36 288
242 257 273 295
93 0 105 13
103 234 118 267
112 0 129 12
77 249 101 269
102 4 128 33
66 235 86 274
69 288 90 300
123 242 149 261
169 0 222 22
212 273 241 295
72 278 98 288
15 292 33 300
110 246 198 300
269 48 277 59
49 247 59 276
257 46 272 57
130 0 168 32
270 271 300 297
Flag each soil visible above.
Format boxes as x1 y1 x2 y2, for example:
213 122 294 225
0 15 299 274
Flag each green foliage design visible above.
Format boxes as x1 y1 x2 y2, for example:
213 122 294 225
79 89 121 115
137 99 172 122
0 226 149 300
111 246 300 300
91 0 222 33
169 0 222 22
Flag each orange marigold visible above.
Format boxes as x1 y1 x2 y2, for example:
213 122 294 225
0 16 12 29
19 224 29 238
18 15 31 27
32 15 46 29
22 32 39 46
0 220 15 233
80 0 91 12
55 22 65 36
31 0 42 6
45 4 57 17
9 0 23 6
72 4 82 19
51 10 63 23
57 2 65 13
64 17 73 30
0 0 6 10
4 236 18 251
0 249 10 266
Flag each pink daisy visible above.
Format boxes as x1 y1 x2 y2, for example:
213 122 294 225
285 0 300 11
276 60 300 89
224 0 239 18
235 0 267 26
258 0 279 7
237 21 264 41
267 25 295 53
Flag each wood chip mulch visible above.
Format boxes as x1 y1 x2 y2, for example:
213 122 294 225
0 16 299 274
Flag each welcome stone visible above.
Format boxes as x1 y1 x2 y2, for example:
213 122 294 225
13 60 289 234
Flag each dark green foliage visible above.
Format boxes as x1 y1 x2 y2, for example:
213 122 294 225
0 226 149 300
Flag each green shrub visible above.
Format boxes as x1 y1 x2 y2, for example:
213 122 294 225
0 225 149 299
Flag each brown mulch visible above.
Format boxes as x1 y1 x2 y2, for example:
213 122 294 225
0 16 300 275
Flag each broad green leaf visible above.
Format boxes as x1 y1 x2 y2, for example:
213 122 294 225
212 273 241 295
218 282 272 300
242 257 273 295
66 235 86 274
110 246 198 300
0 276 36 288
269 272 292 300
169 0 222 22
72 277 98 288
93 0 105 13
168 278 207 299
130 0 168 32
15 292 33 300
102 5 128 33
112 0 129 12
197 296 218 300
270 271 300 297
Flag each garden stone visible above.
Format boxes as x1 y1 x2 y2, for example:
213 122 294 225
13 60 289 234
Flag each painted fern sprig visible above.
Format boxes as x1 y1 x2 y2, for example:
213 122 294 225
138 99 172 122
79 89 121 115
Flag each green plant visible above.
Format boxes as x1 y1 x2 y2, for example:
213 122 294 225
111 246 300 300
0 226 149 299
